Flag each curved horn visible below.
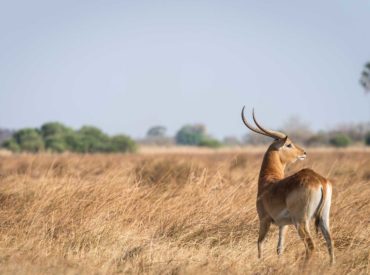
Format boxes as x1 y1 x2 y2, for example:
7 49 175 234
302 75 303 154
241 107 276 138
252 109 286 139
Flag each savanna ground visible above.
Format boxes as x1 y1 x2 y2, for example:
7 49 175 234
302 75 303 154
0 148 369 274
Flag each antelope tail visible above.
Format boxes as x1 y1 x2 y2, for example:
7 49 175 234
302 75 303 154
315 182 328 233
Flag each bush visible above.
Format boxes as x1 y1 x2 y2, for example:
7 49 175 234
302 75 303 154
175 124 221 148
329 134 352 148
365 132 370 146
45 136 67 152
2 138 20 152
1 123 138 154
76 126 110 153
143 126 173 145
198 137 222 148
175 124 207 145
13 128 44 152
109 135 137 153
62 133 83 152
40 122 74 152
40 122 73 138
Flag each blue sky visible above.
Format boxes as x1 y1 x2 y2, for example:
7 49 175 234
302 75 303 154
0 1 369 139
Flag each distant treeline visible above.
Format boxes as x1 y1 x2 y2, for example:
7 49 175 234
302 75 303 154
1 123 137 153
142 120 370 148
0 123 223 153
1 119 370 153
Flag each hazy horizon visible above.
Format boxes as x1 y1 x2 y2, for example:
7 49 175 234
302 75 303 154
1 1 369 139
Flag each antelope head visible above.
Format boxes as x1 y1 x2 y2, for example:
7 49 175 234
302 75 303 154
241 107 306 165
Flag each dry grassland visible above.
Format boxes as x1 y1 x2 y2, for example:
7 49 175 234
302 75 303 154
0 149 369 274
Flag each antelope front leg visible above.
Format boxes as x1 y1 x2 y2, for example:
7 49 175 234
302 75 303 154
277 225 287 256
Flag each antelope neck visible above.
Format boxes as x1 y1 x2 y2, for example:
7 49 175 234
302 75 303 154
258 149 286 187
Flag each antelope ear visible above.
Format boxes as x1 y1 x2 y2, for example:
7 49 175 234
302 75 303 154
275 136 288 148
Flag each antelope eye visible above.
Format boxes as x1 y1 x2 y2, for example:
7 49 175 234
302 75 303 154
286 144 292 148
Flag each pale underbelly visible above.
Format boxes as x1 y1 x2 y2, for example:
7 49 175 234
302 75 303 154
271 208 294 226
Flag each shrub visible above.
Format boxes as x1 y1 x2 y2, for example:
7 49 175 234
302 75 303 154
40 122 75 152
40 122 73 138
13 128 44 152
198 137 222 148
175 124 206 145
76 126 110 152
64 133 84 152
109 135 137 153
2 123 138 154
329 133 352 148
45 136 67 152
2 138 20 152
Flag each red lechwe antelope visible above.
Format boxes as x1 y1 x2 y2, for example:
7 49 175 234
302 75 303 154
241 107 334 264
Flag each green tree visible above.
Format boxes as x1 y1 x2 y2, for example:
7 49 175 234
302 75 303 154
175 124 221 148
13 128 44 152
109 135 137 153
329 133 352 148
144 126 173 145
2 138 20 152
40 122 73 138
44 136 67 152
76 126 110 152
63 132 84 152
40 122 73 152
146 126 166 138
175 124 207 145
1 123 138 154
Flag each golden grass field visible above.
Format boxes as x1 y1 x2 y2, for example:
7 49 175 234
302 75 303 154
0 148 369 274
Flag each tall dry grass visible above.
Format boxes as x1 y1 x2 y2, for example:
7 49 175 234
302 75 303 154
0 150 369 274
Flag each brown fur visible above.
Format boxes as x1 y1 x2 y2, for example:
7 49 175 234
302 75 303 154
255 137 334 264
240 108 334 263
